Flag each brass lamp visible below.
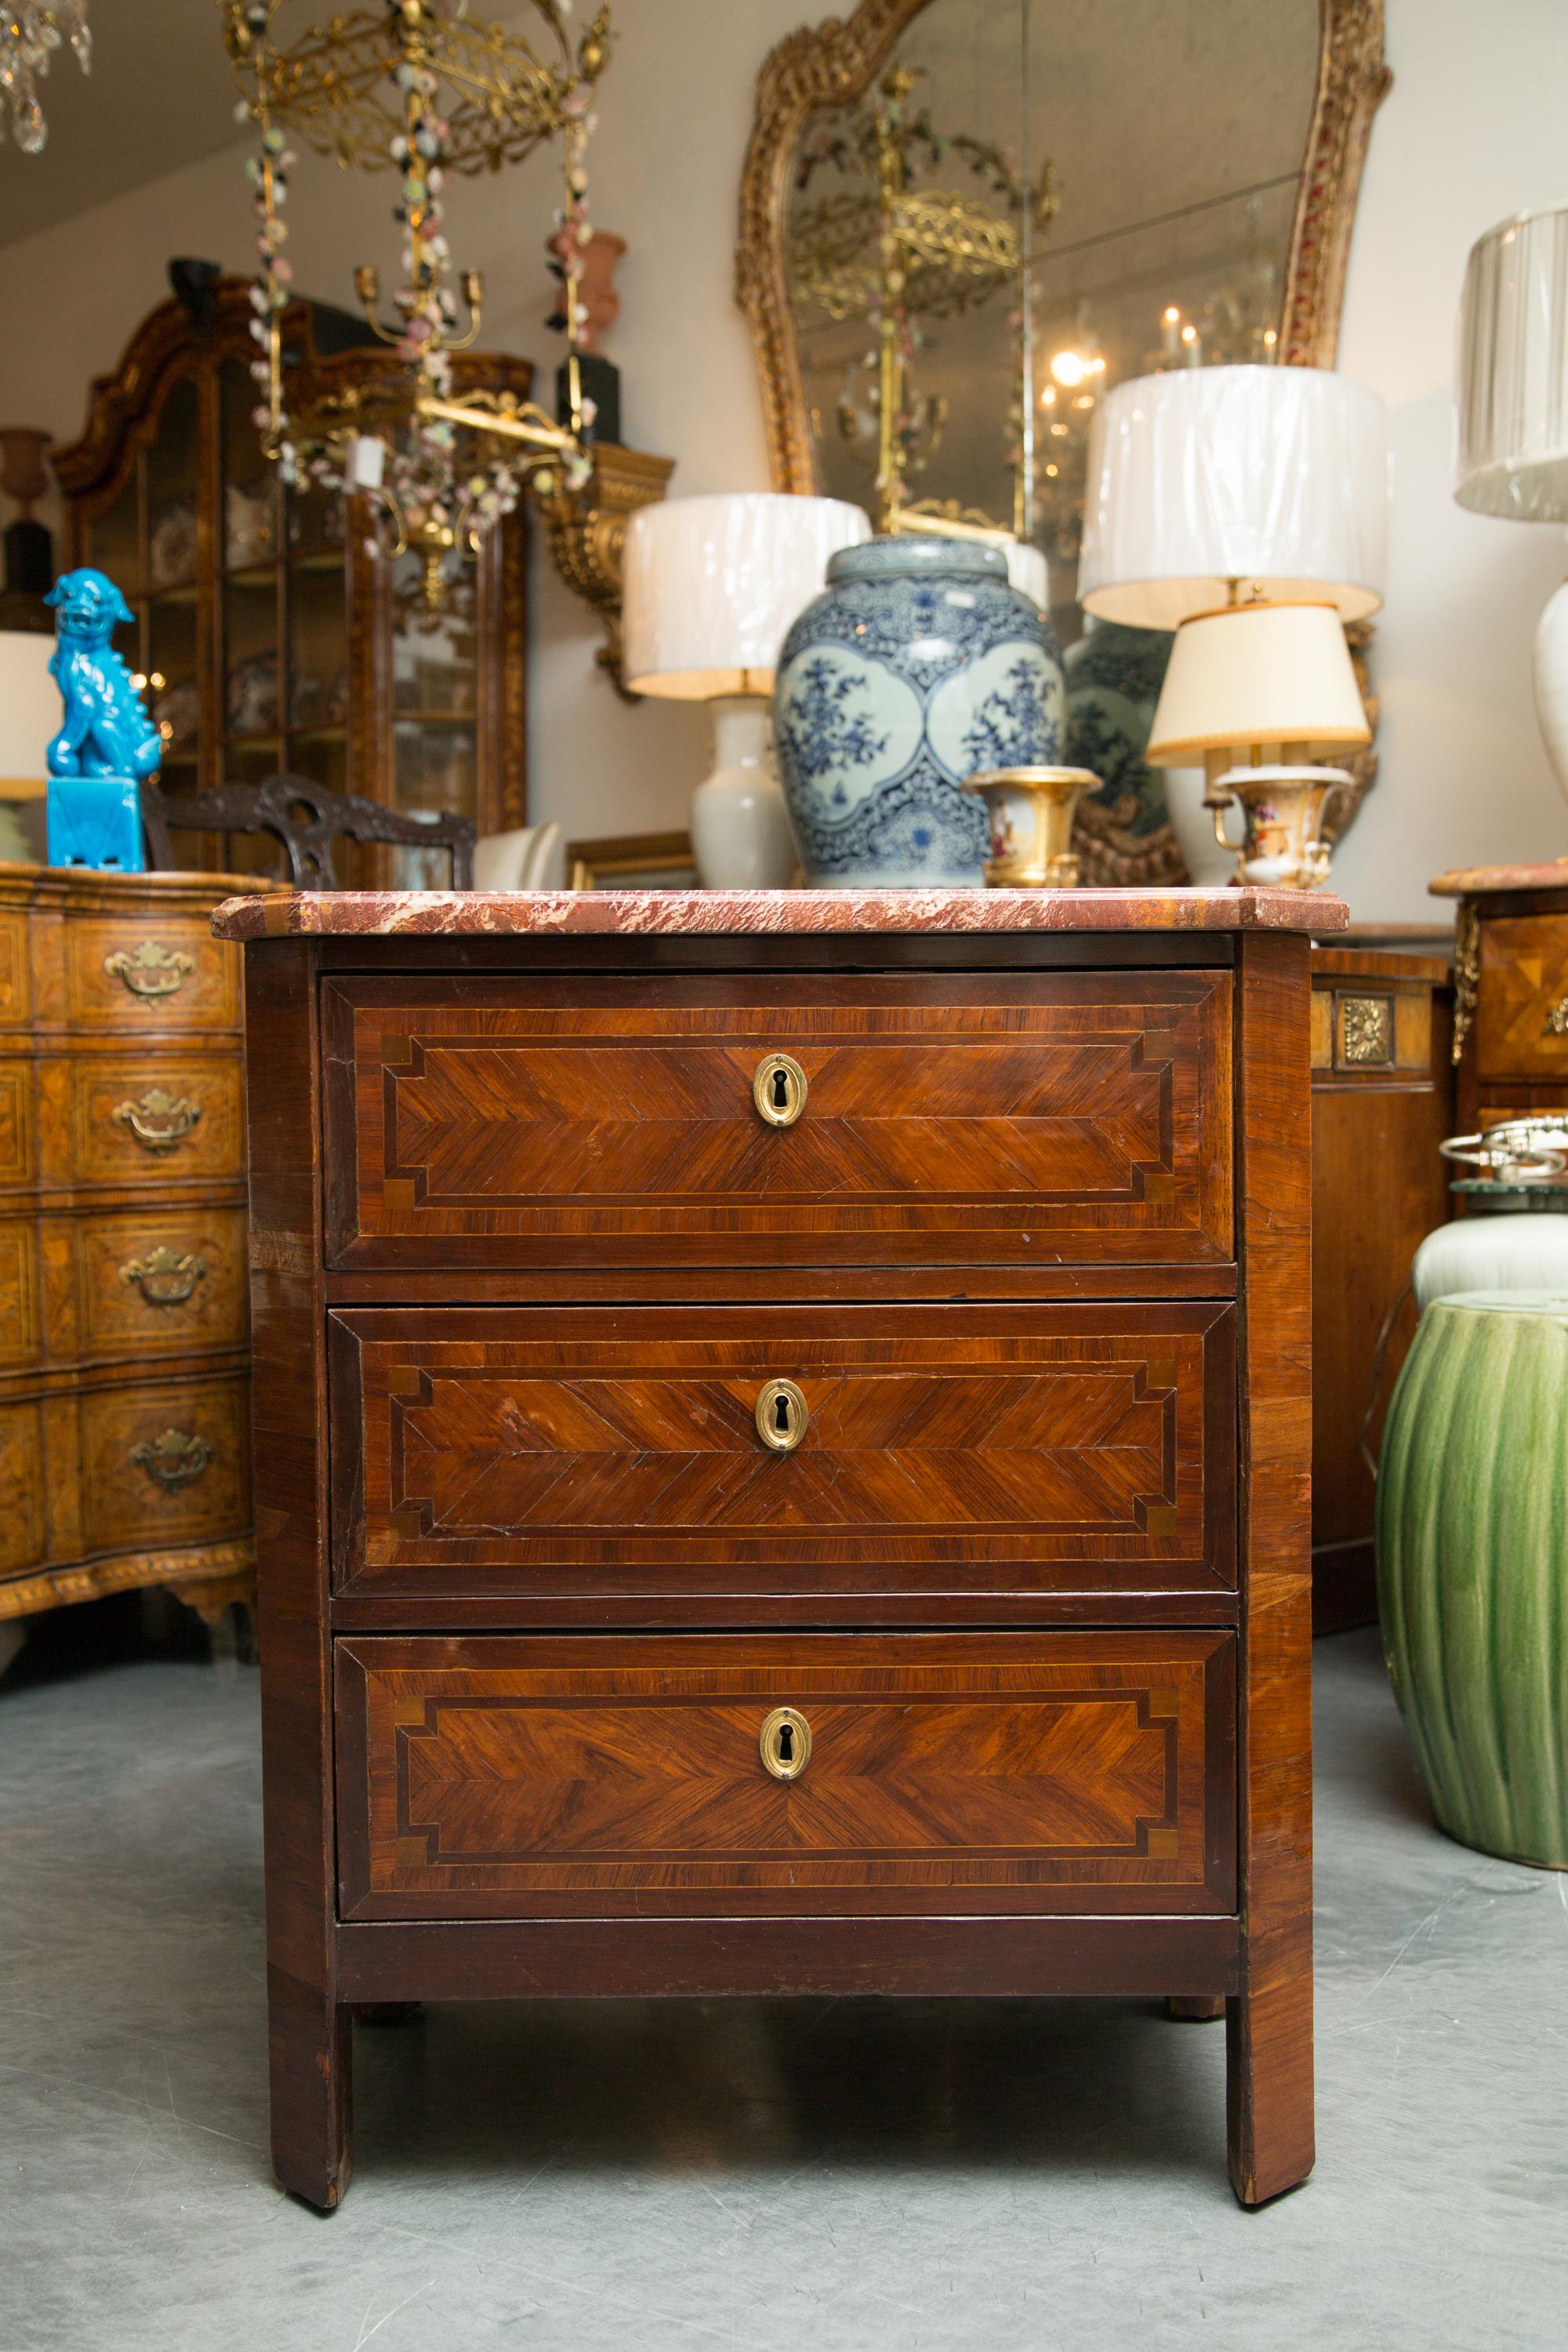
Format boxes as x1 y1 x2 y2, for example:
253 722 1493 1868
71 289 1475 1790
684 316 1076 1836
1143 600 1370 889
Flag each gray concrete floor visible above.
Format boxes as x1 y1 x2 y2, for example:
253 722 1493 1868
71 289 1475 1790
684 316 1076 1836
0 1622 1563 2352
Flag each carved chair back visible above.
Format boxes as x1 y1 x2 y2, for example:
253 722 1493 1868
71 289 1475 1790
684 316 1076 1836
141 773 475 889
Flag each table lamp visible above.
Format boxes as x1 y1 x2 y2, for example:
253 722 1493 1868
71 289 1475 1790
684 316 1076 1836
1456 202 1568 807
1079 364 1387 887
0 627 55 862
622 492 870 887
1143 599 1370 887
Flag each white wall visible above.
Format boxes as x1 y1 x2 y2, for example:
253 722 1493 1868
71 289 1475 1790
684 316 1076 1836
2 0 1565 914
1333 0 1568 920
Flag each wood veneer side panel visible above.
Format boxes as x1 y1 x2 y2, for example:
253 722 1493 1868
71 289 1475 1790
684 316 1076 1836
1229 931 1314 2206
244 938 350 2209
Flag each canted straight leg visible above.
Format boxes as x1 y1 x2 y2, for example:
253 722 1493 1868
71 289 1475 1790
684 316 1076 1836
1226 1972 1314 2207
1230 934 1316 2212
269 1967 352 2210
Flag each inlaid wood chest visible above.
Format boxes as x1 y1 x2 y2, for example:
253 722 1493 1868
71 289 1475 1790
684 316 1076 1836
0 864 274 1634
213 884 1335 2211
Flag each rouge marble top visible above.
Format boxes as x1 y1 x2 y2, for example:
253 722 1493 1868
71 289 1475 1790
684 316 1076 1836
211 885 1346 942
1430 862 1568 897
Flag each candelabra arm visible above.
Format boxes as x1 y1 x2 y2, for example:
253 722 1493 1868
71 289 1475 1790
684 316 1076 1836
414 394 575 453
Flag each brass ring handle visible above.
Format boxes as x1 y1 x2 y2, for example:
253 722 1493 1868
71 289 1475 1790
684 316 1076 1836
753 1053 807 1127
1543 996 1568 1038
129 1427 212 1490
755 1377 808 1453
119 1247 208 1307
113 1089 201 1152
103 941 195 1000
759 1706 811 1781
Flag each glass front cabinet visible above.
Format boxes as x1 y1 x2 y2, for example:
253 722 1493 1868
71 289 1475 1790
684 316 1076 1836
52 278 528 885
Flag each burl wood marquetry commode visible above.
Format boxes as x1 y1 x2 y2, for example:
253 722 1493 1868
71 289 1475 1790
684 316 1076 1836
211 881 1341 2212
0 863 277 1636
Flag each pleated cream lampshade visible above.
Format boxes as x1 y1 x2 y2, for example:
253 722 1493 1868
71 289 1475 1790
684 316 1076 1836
1455 201 1568 809
1145 601 1370 768
623 493 869 698
1079 365 1388 628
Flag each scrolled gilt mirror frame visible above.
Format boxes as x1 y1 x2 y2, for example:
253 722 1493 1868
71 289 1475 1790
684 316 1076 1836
736 0 1392 884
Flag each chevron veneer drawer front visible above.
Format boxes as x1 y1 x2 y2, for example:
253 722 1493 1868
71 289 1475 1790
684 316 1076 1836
322 971 1233 1272
329 1303 1236 1604
335 1632 1236 1921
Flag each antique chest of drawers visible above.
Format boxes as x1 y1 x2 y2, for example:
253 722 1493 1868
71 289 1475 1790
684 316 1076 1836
212 883 1338 2211
0 864 274 1637
1429 863 1568 1134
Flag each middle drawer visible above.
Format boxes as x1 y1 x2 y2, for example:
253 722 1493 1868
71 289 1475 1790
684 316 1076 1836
330 1303 1235 1606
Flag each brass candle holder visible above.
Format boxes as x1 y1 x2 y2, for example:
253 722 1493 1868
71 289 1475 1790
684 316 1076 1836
960 765 1097 887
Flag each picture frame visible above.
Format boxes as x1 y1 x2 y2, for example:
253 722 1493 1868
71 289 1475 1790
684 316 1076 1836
565 829 699 890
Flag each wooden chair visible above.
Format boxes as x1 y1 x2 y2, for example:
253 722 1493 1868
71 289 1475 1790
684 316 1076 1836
141 773 476 888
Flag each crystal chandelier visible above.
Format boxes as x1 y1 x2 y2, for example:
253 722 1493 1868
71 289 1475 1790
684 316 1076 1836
0 2 90 152
223 1 611 608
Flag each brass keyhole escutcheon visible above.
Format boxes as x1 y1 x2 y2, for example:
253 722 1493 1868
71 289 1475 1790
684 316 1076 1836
755 1377 808 1453
759 1706 811 1782
753 1053 807 1127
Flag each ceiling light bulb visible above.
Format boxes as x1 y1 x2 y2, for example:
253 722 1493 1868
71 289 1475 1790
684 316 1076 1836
1050 350 1088 388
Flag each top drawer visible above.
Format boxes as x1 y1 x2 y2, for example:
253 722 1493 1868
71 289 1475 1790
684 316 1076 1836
323 971 1233 1273
64 914 241 1033
1475 914 1568 1084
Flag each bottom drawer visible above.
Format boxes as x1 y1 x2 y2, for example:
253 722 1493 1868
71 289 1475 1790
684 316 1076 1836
336 1632 1236 1921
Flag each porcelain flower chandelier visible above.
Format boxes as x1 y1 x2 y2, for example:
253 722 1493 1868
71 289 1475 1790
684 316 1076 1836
0 2 90 151
223 0 612 608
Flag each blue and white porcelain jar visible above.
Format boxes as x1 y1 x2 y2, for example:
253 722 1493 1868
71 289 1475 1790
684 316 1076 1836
772 537 1065 887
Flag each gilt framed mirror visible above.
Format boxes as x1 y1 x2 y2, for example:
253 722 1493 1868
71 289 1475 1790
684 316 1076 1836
737 0 1390 883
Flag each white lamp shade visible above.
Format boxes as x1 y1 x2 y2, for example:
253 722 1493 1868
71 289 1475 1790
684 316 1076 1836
1144 601 1370 767
1080 365 1388 628
0 630 56 796
622 492 870 698
1457 203 1568 519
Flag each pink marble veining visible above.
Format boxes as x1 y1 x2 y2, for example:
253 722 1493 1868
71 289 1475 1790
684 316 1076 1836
212 885 1345 942
1430 863 1568 897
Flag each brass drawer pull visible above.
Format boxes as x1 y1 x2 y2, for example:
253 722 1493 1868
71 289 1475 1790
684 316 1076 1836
119 1246 208 1306
113 1088 201 1152
754 1377 808 1453
103 941 196 1000
753 1052 807 1127
129 1426 212 1490
1544 996 1568 1037
759 1705 811 1782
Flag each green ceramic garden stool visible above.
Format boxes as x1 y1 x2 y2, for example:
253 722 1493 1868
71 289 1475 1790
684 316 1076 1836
1377 1290 1568 1868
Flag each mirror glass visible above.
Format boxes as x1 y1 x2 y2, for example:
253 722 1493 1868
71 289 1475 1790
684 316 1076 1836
785 0 1320 647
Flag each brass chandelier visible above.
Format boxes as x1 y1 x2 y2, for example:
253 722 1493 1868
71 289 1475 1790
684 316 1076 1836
791 64 1056 539
0 2 90 151
223 0 612 607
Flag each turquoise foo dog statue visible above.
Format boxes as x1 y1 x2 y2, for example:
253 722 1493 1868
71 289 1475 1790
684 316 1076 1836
45 567 162 871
